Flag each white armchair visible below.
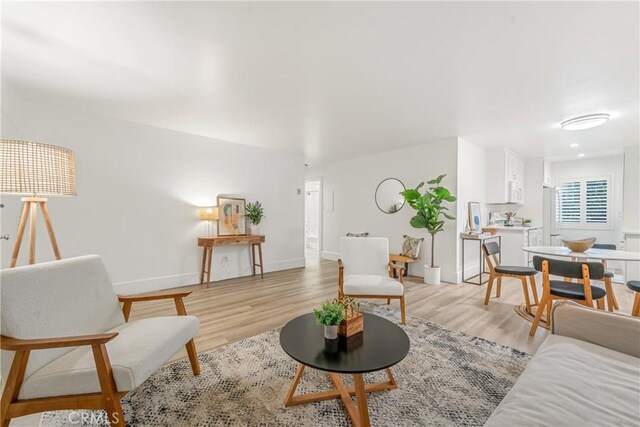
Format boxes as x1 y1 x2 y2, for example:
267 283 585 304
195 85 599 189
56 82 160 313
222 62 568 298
338 237 406 324
0 255 201 427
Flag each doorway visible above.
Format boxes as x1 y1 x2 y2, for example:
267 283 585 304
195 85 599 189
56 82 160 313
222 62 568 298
304 178 322 266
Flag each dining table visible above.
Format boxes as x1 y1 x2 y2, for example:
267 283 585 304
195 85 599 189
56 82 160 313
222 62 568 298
522 246 640 312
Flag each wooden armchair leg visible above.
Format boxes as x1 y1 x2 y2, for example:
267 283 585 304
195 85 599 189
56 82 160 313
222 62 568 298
185 339 201 375
1 349 30 427
92 344 125 427
400 295 406 325
173 297 201 375
632 293 640 317
387 298 391 305
596 298 605 310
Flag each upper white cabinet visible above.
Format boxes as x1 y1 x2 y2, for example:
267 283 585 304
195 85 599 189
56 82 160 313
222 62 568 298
485 148 525 204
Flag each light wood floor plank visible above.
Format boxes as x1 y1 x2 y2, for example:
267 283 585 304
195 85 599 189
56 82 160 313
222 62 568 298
125 259 635 362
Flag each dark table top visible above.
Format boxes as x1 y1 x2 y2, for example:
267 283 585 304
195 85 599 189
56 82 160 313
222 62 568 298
279 312 410 374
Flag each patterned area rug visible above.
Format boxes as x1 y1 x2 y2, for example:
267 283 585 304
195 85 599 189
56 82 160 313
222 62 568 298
42 303 530 426
513 303 551 330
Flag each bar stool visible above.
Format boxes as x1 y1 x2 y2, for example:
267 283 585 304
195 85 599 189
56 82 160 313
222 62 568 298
628 281 640 317
592 243 619 311
482 242 539 313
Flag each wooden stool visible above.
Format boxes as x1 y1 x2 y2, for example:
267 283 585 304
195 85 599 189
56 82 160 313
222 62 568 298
389 254 416 278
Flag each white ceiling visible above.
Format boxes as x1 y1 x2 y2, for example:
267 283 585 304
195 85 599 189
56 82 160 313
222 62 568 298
2 2 638 165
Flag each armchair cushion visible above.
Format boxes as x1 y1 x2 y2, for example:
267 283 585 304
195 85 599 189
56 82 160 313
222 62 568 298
344 275 404 296
1 256 125 382
18 315 199 399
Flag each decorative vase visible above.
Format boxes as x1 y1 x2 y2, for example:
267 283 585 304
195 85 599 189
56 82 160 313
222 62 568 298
324 325 338 339
424 265 441 285
249 225 260 236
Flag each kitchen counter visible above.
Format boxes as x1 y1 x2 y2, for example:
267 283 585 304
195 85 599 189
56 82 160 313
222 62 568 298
492 225 541 231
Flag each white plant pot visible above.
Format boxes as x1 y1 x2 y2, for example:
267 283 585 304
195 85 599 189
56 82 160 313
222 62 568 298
423 265 441 285
324 325 338 340
249 225 260 236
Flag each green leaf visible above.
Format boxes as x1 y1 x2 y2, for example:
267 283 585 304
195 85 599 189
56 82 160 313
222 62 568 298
410 215 428 229
433 187 451 200
427 174 446 185
443 212 456 220
443 195 457 202
416 182 425 190
400 189 420 201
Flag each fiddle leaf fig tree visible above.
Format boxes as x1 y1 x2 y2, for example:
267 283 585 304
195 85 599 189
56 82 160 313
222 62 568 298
400 174 457 268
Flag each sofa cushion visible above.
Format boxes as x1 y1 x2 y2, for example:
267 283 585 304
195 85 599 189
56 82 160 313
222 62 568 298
18 316 199 399
485 334 640 426
1 256 125 382
344 275 403 296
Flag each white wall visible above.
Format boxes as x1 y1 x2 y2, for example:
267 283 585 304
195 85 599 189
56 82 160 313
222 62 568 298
456 138 487 280
1 85 305 293
623 145 640 232
307 138 464 283
551 155 624 245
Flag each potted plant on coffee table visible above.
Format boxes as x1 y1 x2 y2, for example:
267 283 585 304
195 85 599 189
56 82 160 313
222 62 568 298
313 301 346 339
401 174 456 285
245 201 264 235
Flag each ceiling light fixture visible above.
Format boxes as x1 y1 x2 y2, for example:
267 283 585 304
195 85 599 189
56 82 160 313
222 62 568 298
570 143 579 148
578 153 586 158
561 113 610 130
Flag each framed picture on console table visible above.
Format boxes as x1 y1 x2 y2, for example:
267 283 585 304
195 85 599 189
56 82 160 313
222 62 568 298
217 196 246 236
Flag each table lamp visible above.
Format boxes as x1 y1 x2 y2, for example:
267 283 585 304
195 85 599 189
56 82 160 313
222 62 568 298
198 206 218 236
1 140 77 267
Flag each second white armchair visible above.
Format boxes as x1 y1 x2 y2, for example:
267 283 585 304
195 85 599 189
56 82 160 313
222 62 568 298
338 237 406 324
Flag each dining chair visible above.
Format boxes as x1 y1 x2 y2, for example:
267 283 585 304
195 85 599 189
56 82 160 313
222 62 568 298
338 237 406 324
591 243 618 312
627 281 640 317
482 242 539 313
529 256 607 336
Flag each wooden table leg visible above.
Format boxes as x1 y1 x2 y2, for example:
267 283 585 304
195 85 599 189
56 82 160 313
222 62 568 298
353 374 370 427
200 246 208 285
206 246 213 288
258 243 264 279
251 244 256 276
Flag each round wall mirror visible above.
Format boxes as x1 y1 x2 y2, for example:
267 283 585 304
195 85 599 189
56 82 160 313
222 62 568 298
375 178 406 214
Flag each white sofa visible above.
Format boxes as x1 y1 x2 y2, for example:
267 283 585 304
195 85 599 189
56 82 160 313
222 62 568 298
1 255 200 426
485 301 640 426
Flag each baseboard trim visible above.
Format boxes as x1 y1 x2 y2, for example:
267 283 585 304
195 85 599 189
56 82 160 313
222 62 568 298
321 250 340 261
113 257 306 295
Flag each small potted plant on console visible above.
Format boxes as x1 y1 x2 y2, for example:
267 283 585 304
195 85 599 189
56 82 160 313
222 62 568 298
245 201 264 235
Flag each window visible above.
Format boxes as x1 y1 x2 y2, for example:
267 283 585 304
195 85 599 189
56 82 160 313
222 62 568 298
558 176 612 229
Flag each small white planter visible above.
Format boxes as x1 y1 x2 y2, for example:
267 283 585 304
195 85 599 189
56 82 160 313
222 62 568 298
423 266 441 285
324 325 338 339
249 225 260 236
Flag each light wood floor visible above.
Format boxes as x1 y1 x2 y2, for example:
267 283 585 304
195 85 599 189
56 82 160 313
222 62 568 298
11 260 636 426
128 259 637 358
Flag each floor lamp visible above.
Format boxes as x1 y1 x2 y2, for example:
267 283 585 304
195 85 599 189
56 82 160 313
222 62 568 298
1 140 77 267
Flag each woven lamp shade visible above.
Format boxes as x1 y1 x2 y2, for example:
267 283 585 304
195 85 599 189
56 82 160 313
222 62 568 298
1 140 76 196
198 206 219 221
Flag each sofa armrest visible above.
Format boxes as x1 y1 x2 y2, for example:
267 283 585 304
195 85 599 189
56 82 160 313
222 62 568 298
551 300 640 358
1 332 118 351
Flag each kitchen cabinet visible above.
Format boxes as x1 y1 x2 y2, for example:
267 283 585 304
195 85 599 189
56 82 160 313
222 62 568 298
496 226 542 266
486 148 526 204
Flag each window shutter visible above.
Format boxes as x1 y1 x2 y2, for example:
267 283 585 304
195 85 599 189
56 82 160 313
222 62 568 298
559 181 581 223
585 179 608 224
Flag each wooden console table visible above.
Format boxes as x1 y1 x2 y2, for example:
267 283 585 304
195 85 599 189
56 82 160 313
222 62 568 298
198 235 265 287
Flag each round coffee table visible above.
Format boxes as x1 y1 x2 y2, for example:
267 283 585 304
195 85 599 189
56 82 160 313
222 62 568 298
280 313 410 427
